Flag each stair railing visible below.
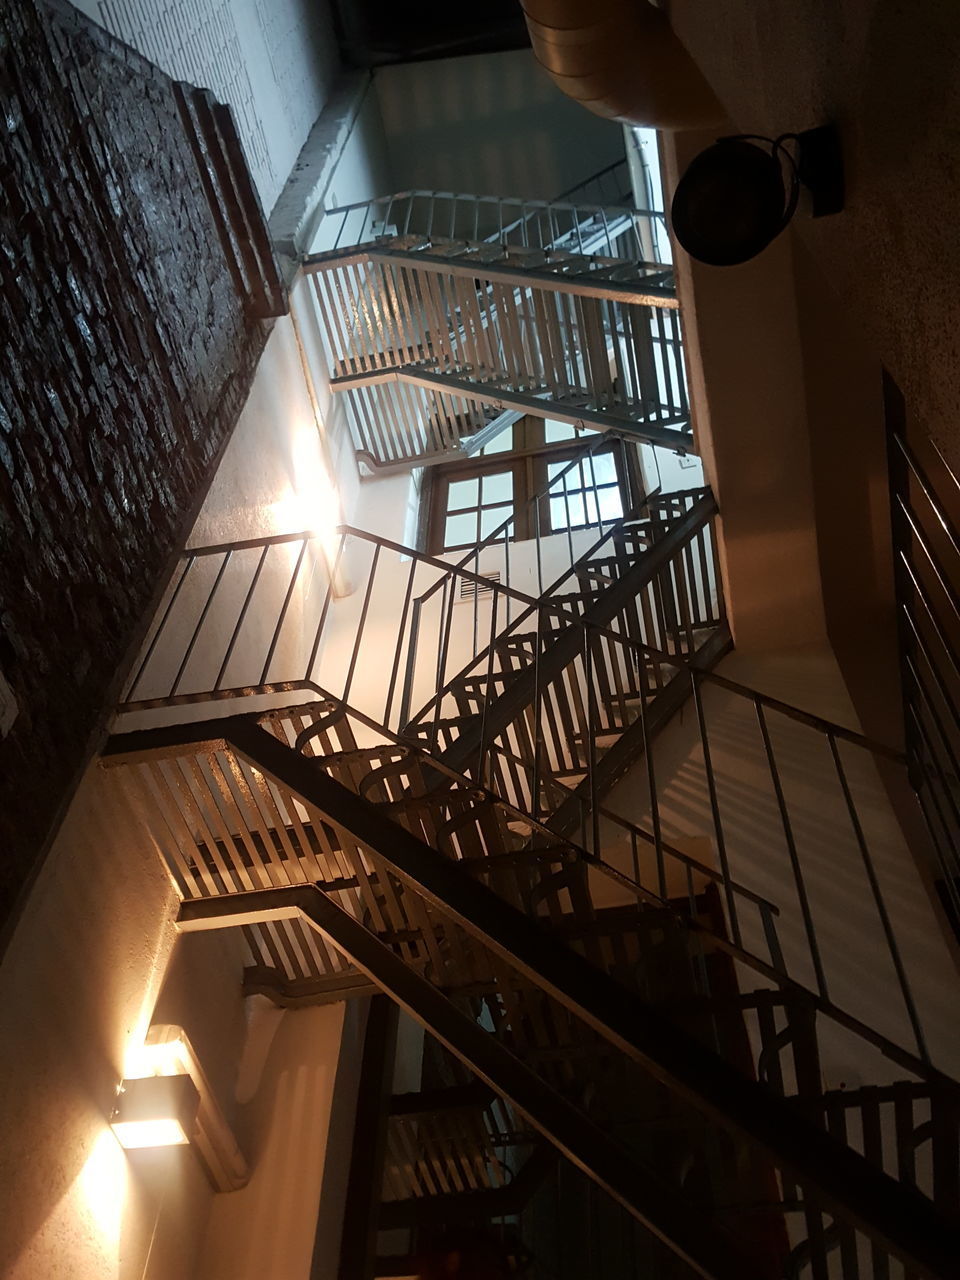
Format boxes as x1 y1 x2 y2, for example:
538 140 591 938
104 701 960 1279
887 379 960 930
313 189 670 274
118 498 930 1067
395 428 657 727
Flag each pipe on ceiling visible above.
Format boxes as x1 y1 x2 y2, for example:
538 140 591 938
520 0 722 130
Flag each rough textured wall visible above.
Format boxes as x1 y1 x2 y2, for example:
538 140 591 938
0 0 267 930
69 0 339 214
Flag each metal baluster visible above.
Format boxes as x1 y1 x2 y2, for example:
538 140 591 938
170 551 232 698
215 542 270 691
384 554 419 729
258 540 309 688
306 530 347 683
128 553 194 700
691 672 742 947
754 699 828 999
828 732 928 1060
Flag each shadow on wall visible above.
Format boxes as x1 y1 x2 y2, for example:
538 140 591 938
373 49 627 200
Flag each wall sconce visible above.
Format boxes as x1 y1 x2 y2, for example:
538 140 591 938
118 1024 249 1192
670 125 844 266
112 1073 200 1150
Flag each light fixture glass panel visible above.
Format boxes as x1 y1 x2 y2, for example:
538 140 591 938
445 512 476 547
447 478 479 508
480 471 513 504
112 1118 190 1150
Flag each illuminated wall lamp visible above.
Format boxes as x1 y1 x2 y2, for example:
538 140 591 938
111 1073 199 1151
116 1024 249 1193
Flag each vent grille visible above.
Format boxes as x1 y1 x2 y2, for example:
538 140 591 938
458 571 501 602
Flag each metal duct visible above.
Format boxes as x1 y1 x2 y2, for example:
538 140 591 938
520 0 722 130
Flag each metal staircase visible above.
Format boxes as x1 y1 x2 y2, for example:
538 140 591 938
300 189 689 468
400 488 729 839
104 696 960 1278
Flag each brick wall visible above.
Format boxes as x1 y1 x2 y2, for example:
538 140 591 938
0 0 267 931
90 0 338 213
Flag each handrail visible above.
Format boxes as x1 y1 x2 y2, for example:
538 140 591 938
105 696 955 1095
335 519 904 763
394 430 650 725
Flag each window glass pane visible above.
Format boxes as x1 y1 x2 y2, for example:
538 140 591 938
447 477 479 509
480 505 512 539
545 420 577 443
547 460 567 482
589 453 617 485
444 512 476 547
582 490 600 525
550 493 586 529
598 486 625 522
480 471 513 505
479 427 513 455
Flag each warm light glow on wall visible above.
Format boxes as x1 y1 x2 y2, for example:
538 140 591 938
268 425 341 563
78 1127 129 1240
125 1027 189 1080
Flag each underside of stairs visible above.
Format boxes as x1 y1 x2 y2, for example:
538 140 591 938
104 699 960 1280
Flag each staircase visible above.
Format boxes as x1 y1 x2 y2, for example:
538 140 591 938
104 695 960 1279
402 488 729 841
300 189 689 467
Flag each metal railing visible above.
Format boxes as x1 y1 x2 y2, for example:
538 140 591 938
311 189 671 274
120 430 657 716
117 486 936 1075
302 249 690 459
887 387 960 936
105 699 960 1278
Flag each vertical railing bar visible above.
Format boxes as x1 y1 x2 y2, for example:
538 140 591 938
478 585 501 793
306 531 347 681
532 605 544 821
827 732 929 1062
384 554 419 729
754 699 829 999
170 551 232 697
258 539 309 688
215 542 270 691
634 636 667 899
128 553 194 698
691 672 743 947
398 596 424 732
343 541 382 702
584 625 601 858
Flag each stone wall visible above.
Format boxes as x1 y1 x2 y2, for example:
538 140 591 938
0 0 267 931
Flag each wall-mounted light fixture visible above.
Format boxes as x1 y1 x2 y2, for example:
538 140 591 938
670 125 844 267
111 1073 200 1150
117 1024 249 1191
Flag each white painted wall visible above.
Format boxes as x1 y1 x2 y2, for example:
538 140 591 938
70 0 340 213
373 50 626 203
0 763 195 1280
200 1003 347 1280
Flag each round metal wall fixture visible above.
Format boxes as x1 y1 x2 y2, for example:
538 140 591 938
671 127 844 267
670 137 795 267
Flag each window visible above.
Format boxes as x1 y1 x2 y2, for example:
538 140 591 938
423 418 641 553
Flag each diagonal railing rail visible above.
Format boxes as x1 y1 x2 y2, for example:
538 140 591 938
103 709 960 1279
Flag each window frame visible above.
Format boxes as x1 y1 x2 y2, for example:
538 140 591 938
422 419 643 555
